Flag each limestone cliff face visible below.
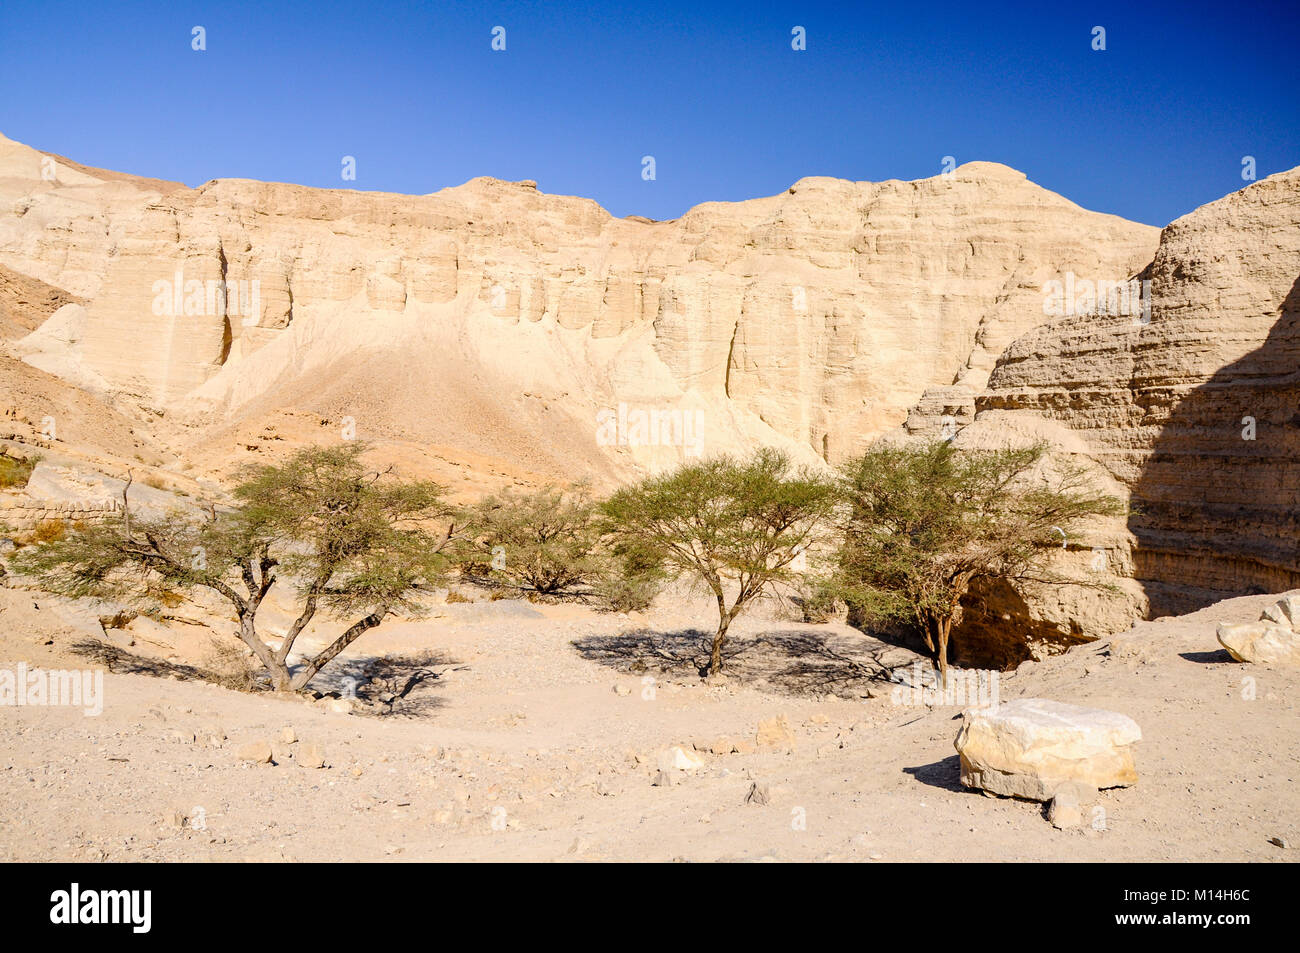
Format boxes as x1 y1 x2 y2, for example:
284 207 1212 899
0 133 1157 483
970 167 1300 622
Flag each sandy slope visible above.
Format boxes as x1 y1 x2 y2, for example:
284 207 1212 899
0 586 1295 863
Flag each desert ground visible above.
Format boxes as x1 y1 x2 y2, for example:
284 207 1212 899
1 581 1295 863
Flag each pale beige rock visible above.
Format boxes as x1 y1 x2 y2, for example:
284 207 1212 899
236 740 272 764
958 167 1300 637
1216 595 1300 664
756 714 797 752
297 743 326 769
955 698 1141 801
0 132 1156 485
656 746 705 772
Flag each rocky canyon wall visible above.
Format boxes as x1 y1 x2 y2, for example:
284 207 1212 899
0 132 1157 484
966 166 1300 631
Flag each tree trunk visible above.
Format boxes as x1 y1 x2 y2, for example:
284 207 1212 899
935 616 952 689
708 617 729 676
236 614 291 691
289 610 385 692
706 587 735 676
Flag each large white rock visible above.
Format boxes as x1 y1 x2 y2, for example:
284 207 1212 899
1217 606 1300 666
955 698 1141 801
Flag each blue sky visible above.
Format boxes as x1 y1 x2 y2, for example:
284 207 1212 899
1 0 1297 225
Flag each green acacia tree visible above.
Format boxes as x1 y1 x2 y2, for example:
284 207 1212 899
833 439 1123 684
601 449 837 675
14 443 453 692
453 486 604 595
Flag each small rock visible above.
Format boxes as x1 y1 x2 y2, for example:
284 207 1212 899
1268 836 1290 849
657 746 706 772
279 726 297 744
744 782 771 806
1048 788 1084 829
236 740 273 764
756 714 797 753
298 743 326 769
613 683 631 696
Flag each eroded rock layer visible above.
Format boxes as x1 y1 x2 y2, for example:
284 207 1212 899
0 132 1157 483
972 167 1300 617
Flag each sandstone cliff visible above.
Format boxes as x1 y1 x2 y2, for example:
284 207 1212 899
0 132 1157 487
962 166 1300 640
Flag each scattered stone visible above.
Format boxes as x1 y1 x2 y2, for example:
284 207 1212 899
1047 788 1084 829
297 743 326 769
744 782 771 806
955 698 1141 801
696 737 736 756
612 683 631 696
1268 836 1290 849
236 740 273 764
756 714 797 753
279 726 297 744
657 746 706 772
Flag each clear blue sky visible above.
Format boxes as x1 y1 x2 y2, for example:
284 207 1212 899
1 0 1297 226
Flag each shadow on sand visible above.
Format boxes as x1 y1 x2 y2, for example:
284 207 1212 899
903 754 967 793
571 626 911 698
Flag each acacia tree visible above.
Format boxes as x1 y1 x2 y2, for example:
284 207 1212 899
453 486 603 594
14 444 453 692
833 439 1123 684
601 449 837 675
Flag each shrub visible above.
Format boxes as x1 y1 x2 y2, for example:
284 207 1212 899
831 439 1123 683
0 453 36 489
455 487 603 595
14 443 454 693
601 449 837 675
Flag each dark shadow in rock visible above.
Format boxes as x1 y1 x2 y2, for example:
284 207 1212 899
1130 273 1300 617
1179 649 1236 664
